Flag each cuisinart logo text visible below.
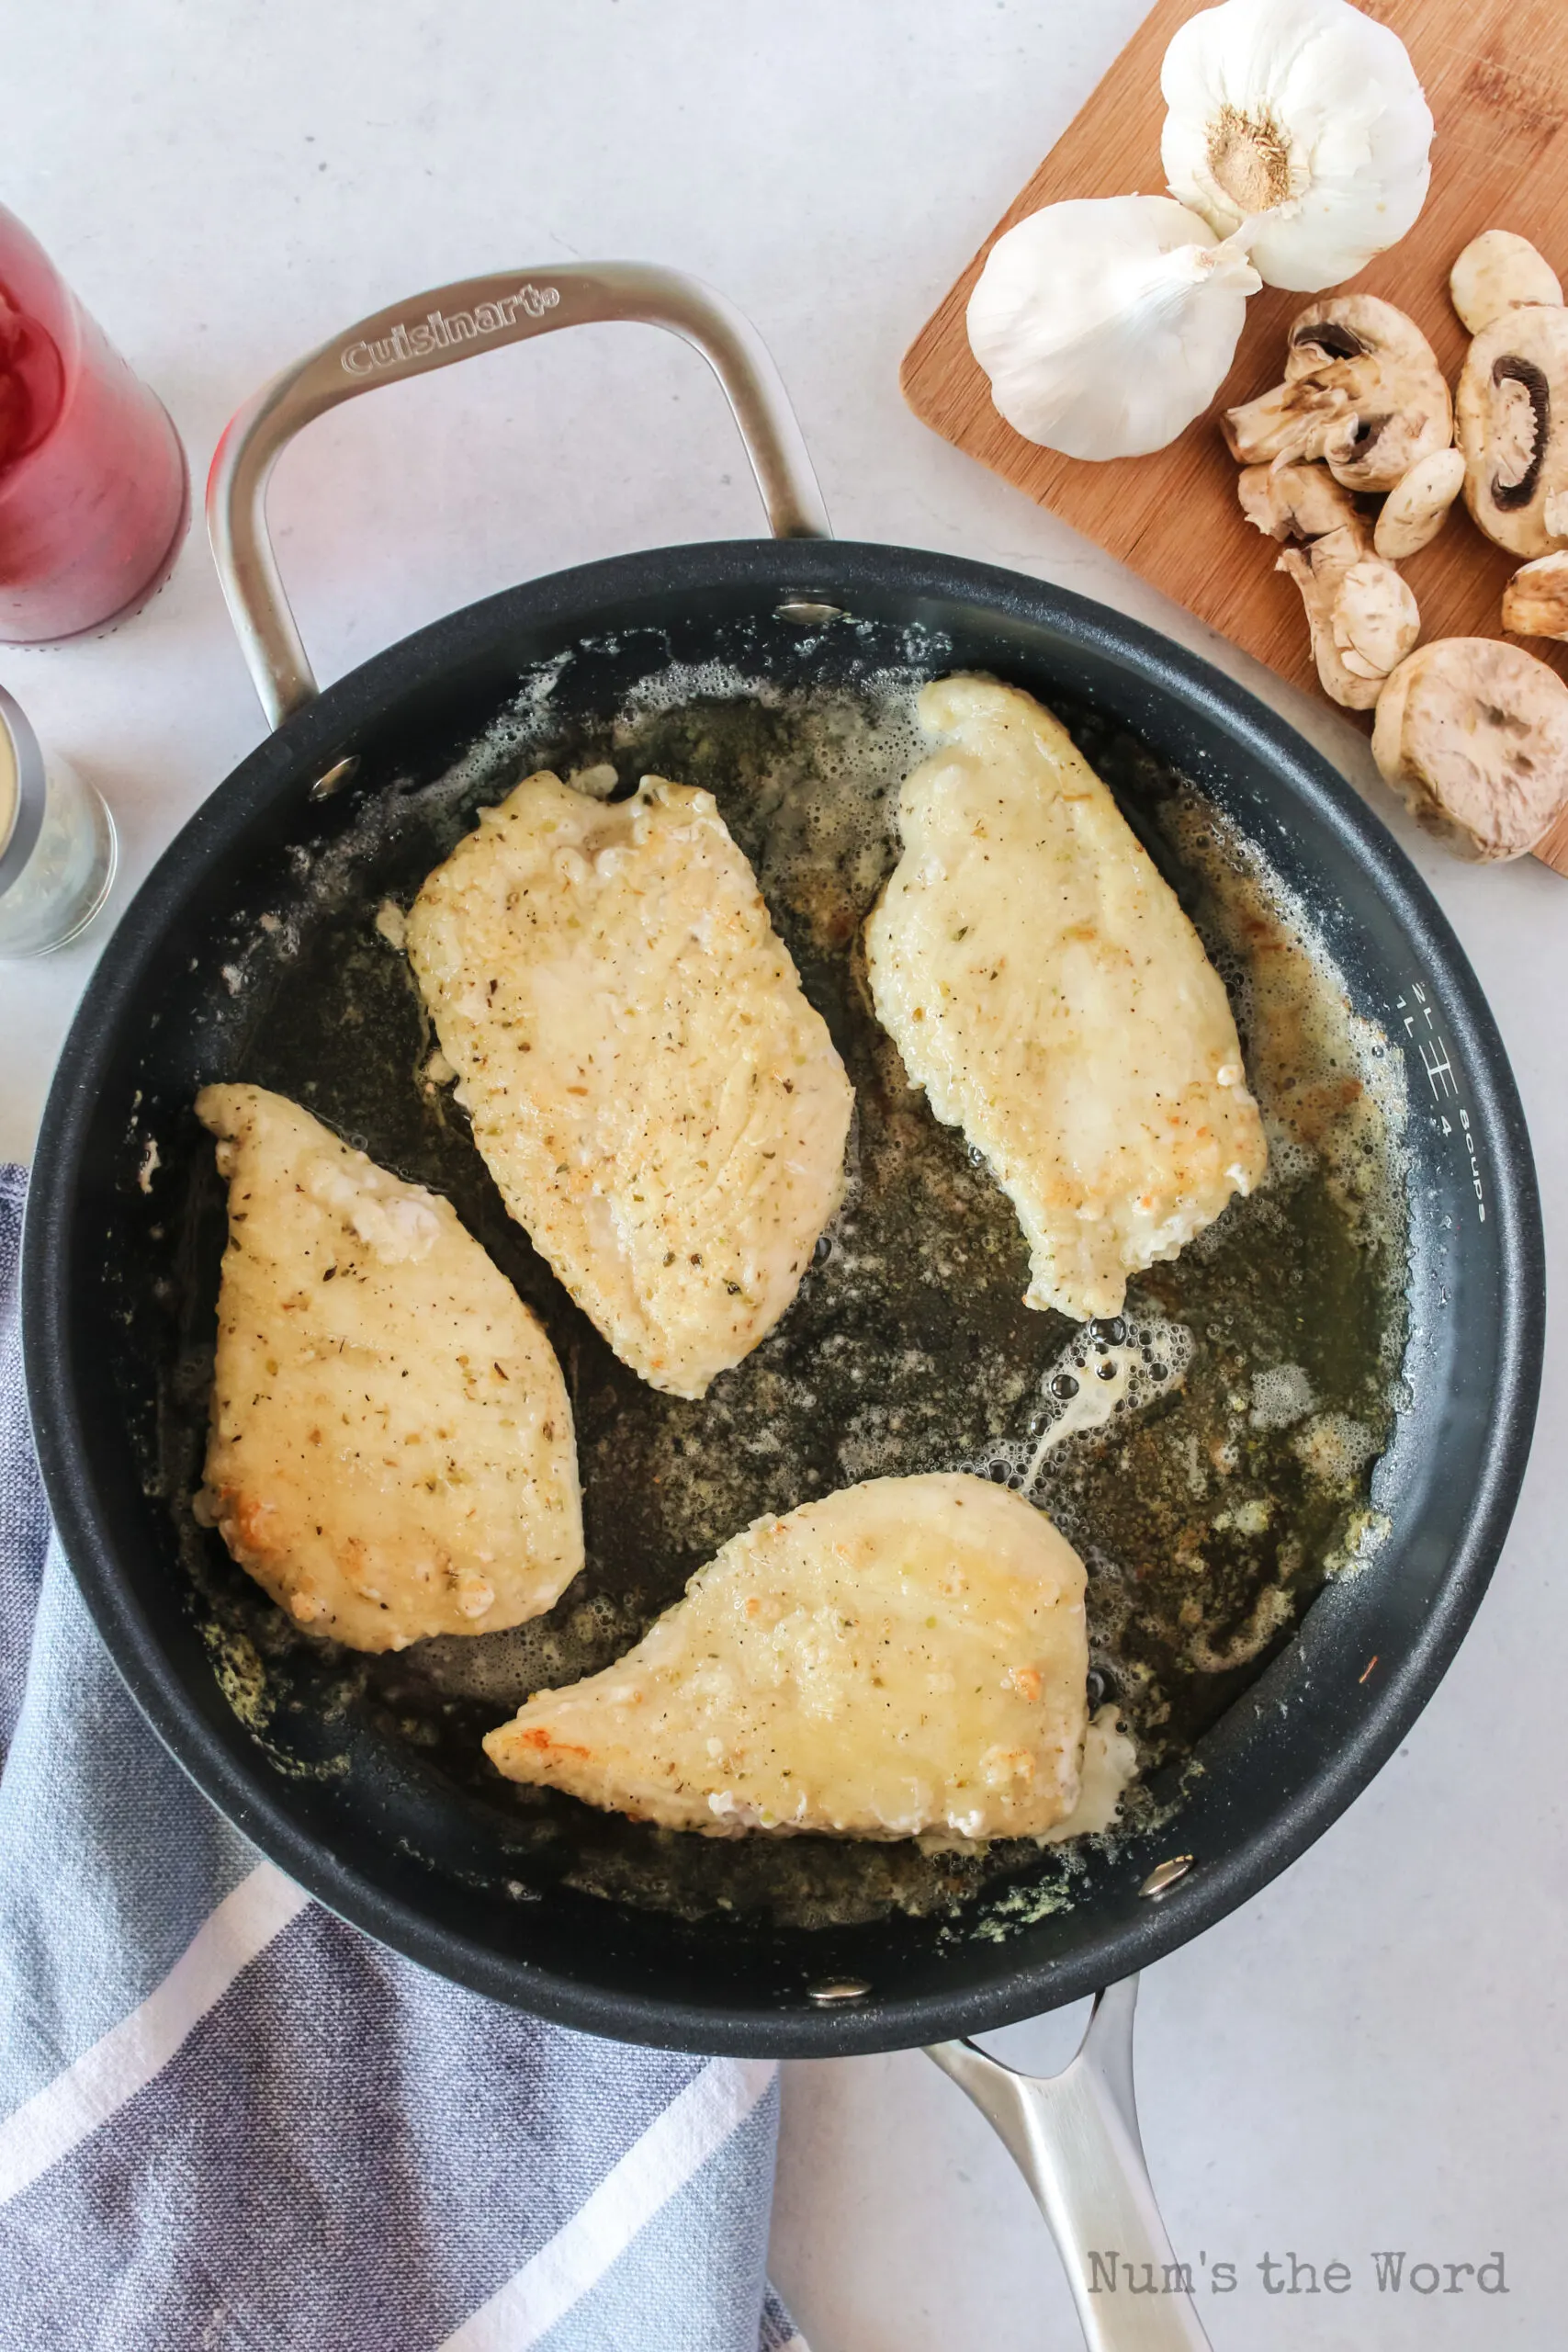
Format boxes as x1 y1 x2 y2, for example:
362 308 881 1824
340 284 560 375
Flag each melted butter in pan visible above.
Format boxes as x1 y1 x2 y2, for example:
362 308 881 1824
170 668 1409 1931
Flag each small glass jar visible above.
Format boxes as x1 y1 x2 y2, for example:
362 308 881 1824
0 684 116 957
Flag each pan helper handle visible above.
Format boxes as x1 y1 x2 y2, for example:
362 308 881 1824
207 262 831 730
928 1977 1212 2352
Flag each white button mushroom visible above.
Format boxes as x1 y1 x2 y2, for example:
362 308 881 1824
1457 304 1568 558
1332 560 1422 683
1501 551 1568 640
1277 522 1418 710
1372 638 1568 860
1224 297 1452 493
1450 231 1563 337
1373 447 1467 560
1236 461 1359 541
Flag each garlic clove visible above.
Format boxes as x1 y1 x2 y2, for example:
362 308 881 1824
1450 231 1563 337
1373 447 1466 560
1160 0 1433 294
1372 637 1568 860
966 194 1260 461
1501 550 1568 641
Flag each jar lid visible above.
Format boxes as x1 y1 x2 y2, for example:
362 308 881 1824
0 683 47 898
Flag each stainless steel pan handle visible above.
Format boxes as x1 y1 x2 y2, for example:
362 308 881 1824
206 262 831 730
929 1977 1211 2352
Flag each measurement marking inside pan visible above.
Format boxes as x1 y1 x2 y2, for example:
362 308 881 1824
1399 978 1486 1223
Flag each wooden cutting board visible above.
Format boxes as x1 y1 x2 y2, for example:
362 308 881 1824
901 0 1568 876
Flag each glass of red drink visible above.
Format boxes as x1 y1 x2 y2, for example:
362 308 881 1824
0 205 188 644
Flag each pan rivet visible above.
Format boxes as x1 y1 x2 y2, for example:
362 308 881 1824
1139 1856 1194 1899
310 753 360 801
807 1977 871 2005
775 599 845 627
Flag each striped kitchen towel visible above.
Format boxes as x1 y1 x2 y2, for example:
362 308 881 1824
0 1164 803 2352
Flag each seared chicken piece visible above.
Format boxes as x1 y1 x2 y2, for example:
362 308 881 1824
864 678 1266 1322
196 1084 582 1652
406 772 853 1400
484 1472 1095 1841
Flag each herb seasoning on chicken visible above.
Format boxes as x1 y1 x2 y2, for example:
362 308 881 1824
195 1084 583 1652
406 769 854 1399
863 677 1267 1323
484 1473 1129 1844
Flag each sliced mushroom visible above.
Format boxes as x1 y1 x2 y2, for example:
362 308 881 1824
1278 522 1418 710
1450 231 1563 336
1236 460 1359 541
1224 298 1453 493
1371 638 1568 860
1457 304 1568 557
1332 560 1421 682
1224 374 1352 470
1373 447 1466 560
1501 550 1568 640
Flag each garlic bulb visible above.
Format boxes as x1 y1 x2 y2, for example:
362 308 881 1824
966 195 1260 460
1160 0 1433 293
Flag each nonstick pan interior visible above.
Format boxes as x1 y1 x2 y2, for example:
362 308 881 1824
24 543 1542 2055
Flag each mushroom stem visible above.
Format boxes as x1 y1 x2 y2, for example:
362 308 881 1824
1237 459 1359 540
1502 551 1568 641
1278 523 1417 709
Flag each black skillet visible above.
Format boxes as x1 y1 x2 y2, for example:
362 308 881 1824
20 264 1543 2346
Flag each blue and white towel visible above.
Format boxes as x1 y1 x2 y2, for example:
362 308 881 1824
0 1164 803 2352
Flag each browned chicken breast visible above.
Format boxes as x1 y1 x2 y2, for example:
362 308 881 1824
865 677 1267 1321
484 1472 1122 1843
196 1084 582 1652
406 770 853 1399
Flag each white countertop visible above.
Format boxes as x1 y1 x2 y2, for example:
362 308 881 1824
7 4 1563 2345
